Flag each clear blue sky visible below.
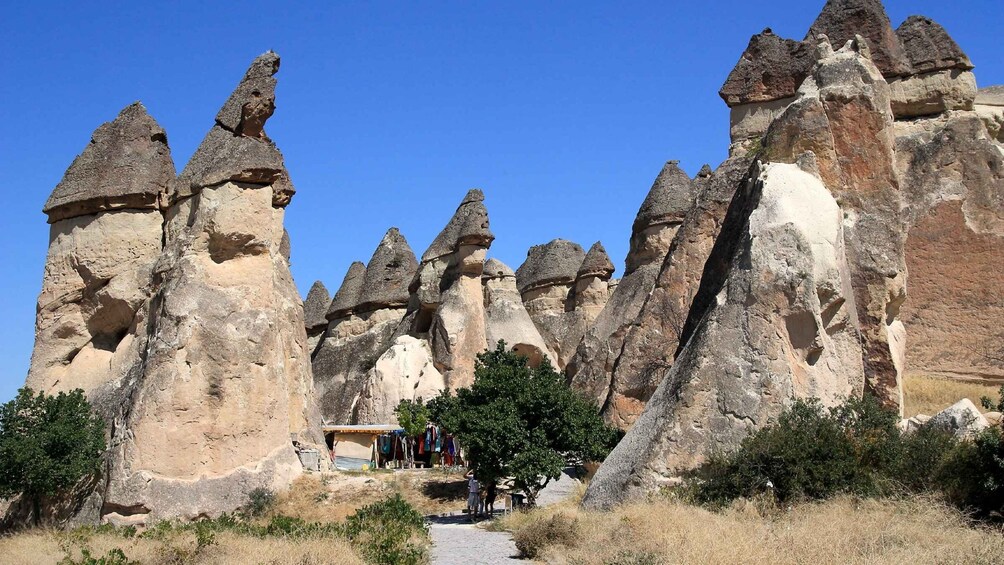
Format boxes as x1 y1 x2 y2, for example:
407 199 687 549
1 1 1000 404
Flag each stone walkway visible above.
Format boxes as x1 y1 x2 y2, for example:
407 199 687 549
428 469 579 565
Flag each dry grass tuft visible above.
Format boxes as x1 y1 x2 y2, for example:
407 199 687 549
497 492 1004 565
903 373 1001 418
270 468 467 523
0 529 366 565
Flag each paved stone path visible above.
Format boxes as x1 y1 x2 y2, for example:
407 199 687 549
428 469 579 565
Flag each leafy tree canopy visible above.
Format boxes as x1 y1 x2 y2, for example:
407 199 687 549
0 388 106 512
439 342 619 504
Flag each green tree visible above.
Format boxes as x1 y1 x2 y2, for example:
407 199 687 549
438 342 618 505
394 399 431 468
0 387 106 525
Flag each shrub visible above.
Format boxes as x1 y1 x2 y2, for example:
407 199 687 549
684 393 1004 521
243 487 276 517
512 512 580 559
344 494 429 565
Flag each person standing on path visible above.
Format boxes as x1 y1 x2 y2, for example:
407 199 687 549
465 470 480 519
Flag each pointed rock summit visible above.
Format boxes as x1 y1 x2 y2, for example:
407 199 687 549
303 281 331 332
357 228 419 313
43 102 175 223
577 242 615 280
176 52 291 202
806 0 911 77
896 16 973 73
421 189 494 262
327 261 367 320
633 161 697 233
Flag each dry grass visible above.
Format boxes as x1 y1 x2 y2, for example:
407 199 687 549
495 489 1004 565
0 530 366 565
0 468 462 565
271 468 467 523
903 373 1001 418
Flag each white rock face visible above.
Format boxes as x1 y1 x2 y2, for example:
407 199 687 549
583 162 865 509
887 69 976 118
482 259 556 368
925 398 990 438
356 336 445 424
104 180 316 522
27 210 163 397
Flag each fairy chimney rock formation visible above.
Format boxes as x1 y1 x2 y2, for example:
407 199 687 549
75 52 320 524
516 239 589 368
326 261 366 320
482 258 557 368
806 0 911 78
28 103 175 398
574 242 615 325
423 190 493 388
303 281 330 355
583 162 865 509
627 160 697 274
312 230 417 423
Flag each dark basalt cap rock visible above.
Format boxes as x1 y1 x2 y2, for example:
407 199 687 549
896 16 974 74
698 164 714 178
327 261 367 320
175 52 291 203
303 281 331 331
633 161 697 233
806 0 912 78
421 189 495 262
719 29 814 106
356 228 419 313
482 258 516 280
515 239 586 294
43 102 176 223
577 242 615 280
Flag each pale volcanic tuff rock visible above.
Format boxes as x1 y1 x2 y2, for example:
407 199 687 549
567 160 703 412
355 335 445 425
312 230 417 423
482 259 556 368
895 113 1004 381
583 162 865 509
575 156 750 428
574 242 615 327
975 86 1004 142
763 37 906 410
302 281 330 355
516 239 587 369
94 52 321 524
424 190 493 388
42 103 174 223
27 103 174 401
